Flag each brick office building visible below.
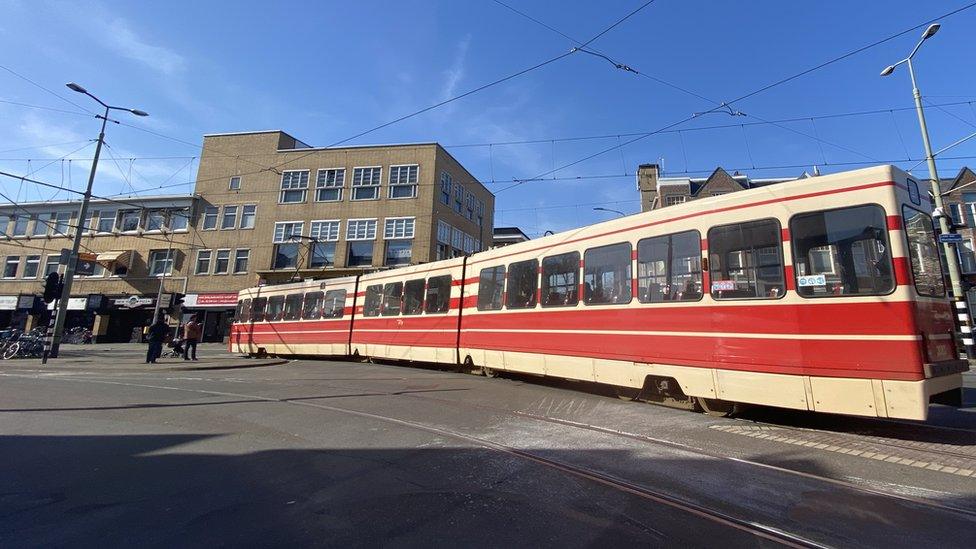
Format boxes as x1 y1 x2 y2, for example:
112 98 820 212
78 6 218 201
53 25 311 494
181 130 494 340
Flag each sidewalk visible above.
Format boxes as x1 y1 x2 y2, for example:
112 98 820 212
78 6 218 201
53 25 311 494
2 343 287 371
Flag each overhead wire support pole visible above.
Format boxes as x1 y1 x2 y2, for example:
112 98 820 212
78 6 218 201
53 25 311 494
882 23 973 357
48 82 148 359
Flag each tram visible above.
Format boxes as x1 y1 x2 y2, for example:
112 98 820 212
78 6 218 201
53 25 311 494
230 165 968 420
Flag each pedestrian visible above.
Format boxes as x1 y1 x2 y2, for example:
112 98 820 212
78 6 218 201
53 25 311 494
182 314 202 361
145 316 169 364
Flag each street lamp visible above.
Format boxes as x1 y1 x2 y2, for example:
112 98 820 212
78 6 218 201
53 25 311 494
593 207 626 217
880 23 973 353
47 83 147 359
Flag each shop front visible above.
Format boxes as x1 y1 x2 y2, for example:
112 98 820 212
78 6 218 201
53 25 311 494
0 295 28 331
97 295 159 343
183 292 238 343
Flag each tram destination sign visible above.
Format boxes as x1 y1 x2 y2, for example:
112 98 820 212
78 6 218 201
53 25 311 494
938 233 963 243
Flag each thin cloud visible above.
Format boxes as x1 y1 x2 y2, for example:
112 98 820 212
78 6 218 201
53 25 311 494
441 35 471 101
98 17 186 76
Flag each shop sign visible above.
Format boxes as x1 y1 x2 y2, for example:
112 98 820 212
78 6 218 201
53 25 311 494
76 252 98 276
0 296 17 310
184 293 239 308
47 297 89 311
114 296 154 309
17 295 36 310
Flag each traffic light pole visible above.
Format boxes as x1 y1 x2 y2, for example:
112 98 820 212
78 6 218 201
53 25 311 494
48 106 108 358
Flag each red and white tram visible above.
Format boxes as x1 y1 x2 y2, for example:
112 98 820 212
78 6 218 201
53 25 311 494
230 165 967 420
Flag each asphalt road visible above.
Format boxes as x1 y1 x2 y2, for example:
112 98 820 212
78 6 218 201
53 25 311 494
1 345 975 547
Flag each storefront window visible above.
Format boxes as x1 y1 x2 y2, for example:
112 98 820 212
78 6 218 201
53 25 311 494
348 242 373 267
384 240 412 266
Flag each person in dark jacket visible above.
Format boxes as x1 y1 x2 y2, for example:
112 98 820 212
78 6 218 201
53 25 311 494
145 316 169 364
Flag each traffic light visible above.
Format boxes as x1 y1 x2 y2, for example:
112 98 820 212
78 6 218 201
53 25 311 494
43 272 62 304
168 293 185 314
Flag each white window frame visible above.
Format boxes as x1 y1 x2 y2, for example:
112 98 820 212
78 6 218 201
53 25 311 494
315 168 345 202
229 176 242 190
384 217 415 239
439 172 452 205
148 249 175 277
239 204 256 229
346 218 377 241
54 211 72 235
3 256 19 278
437 220 452 244
202 206 219 230
221 205 238 230
388 164 419 199
195 249 212 275
664 195 686 206
22 255 40 279
309 219 341 242
33 214 52 236
213 249 231 275
233 249 250 274
169 209 189 232
351 166 381 201
273 221 305 243
279 170 310 204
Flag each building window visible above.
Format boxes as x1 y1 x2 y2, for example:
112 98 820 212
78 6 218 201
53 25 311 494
145 210 165 231
352 167 381 200
84 211 97 233
54 212 72 235
234 249 249 273
214 249 230 274
384 217 415 239
87 263 106 278
637 230 702 302
465 193 475 220
202 206 219 230
23 255 40 278
148 250 174 277
97 210 115 233
272 221 304 270
388 165 418 199
347 242 374 266
451 227 464 257
195 250 212 275
708 219 784 300
963 193 976 228
116 210 139 232
33 214 51 236
440 172 452 205
239 204 256 229
346 219 377 241
279 170 309 203
584 242 632 305
309 242 336 268
664 196 686 207
221 205 238 229
170 209 189 231
476 200 484 227
385 241 412 266
309 220 341 241
453 183 464 213
3 256 18 278
44 256 59 276
10 215 28 236
229 176 242 190
315 168 345 202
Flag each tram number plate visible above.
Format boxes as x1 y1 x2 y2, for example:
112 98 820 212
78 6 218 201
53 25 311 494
797 275 827 287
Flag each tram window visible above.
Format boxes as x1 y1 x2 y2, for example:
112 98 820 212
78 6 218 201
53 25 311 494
403 279 425 315
251 297 267 322
477 266 505 311
302 291 324 320
363 285 382 317
382 282 403 316
235 300 245 321
584 242 632 305
902 206 946 297
237 299 251 322
506 259 539 309
425 275 451 313
790 205 894 297
542 252 579 307
283 293 303 320
708 219 784 300
637 230 702 302
266 295 286 321
323 289 347 318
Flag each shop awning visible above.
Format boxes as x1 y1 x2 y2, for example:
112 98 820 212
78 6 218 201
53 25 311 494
96 250 131 268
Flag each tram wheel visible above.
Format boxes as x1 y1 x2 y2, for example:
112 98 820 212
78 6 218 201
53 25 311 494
614 386 642 401
481 365 498 378
696 397 736 417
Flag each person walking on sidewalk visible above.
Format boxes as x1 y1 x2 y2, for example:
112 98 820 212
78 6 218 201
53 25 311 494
182 315 202 361
145 316 169 364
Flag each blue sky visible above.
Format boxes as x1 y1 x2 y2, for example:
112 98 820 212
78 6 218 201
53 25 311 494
3 0 976 236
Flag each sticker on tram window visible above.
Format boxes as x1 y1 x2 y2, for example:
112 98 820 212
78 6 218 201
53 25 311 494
711 280 736 291
797 274 827 287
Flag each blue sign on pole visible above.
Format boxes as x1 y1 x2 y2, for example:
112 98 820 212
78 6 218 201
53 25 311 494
939 233 963 243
